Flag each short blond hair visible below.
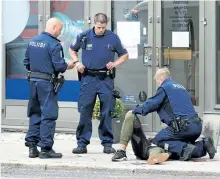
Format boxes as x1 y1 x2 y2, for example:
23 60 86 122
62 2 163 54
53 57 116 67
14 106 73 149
154 67 171 81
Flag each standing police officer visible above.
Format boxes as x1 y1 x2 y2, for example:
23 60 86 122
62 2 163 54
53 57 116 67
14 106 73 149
113 67 216 161
69 13 129 154
24 18 76 159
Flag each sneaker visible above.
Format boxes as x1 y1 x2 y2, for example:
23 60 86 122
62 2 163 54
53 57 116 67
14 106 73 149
204 137 216 159
103 146 116 154
147 153 169 165
112 150 127 161
72 147 87 154
39 149 62 159
180 144 195 161
29 146 40 158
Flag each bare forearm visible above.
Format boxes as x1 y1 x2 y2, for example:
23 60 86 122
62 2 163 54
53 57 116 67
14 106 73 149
69 48 79 61
68 48 80 69
114 53 129 67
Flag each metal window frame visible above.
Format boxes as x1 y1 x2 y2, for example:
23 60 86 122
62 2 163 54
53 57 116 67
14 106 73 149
204 1 217 112
0 0 4 125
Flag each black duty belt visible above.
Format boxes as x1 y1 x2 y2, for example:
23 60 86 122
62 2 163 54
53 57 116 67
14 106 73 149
171 115 201 132
181 115 201 123
28 71 55 82
83 68 115 80
86 69 111 76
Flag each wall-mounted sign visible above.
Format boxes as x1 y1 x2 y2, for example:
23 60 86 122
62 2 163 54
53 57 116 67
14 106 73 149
169 1 192 31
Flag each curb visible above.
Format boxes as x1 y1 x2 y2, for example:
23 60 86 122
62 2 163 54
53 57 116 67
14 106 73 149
2 162 220 177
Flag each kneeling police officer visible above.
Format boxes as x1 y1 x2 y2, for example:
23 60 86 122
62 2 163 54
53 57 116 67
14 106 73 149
113 67 216 162
24 18 77 159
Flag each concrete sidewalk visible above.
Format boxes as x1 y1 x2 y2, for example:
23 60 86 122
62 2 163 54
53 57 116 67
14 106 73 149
1 132 220 176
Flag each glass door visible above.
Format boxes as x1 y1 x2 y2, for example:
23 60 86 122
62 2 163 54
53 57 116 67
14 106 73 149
3 1 44 126
5 0 41 100
112 0 154 131
154 0 201 131
45 0 86 102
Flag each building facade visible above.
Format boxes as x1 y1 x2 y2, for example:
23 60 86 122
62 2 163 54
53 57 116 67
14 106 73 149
1 0 220 133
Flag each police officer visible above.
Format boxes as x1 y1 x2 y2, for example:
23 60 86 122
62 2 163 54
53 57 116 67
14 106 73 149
113 67 216 161
112 111 169 164
69 13 129 154
24 18 76 159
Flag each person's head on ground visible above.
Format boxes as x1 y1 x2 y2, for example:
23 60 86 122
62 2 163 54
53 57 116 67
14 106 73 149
154 67 171 86
45 18 63 38
94 13 108 36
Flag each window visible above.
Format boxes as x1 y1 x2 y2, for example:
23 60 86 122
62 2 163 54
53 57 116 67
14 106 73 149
161 1 200 106
6 1 38 78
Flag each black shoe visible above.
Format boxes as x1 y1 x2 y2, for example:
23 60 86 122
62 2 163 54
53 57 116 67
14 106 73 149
72 147 87 154
204 137 216 159
39 149 62 159
103 146 116 154
112 150 127 161
180 144 195 161
29 147 40 158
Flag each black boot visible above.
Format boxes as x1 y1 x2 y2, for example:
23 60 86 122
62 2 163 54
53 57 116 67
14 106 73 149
29 146 40 158
204 137 216 159
72 147 87 154
39 149 62 159
103 146 116 154
180 144 195 161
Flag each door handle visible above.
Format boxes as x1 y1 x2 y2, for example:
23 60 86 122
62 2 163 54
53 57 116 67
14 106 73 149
157 46 170 67
164 47 170 66
46 15 50 21
38 15 43 22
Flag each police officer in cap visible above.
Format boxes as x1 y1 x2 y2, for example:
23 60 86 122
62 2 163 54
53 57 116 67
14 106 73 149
24 18 76 158
69 13 129 154
112 67 216 161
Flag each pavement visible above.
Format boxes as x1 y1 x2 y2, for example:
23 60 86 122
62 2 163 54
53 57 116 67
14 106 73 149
1 132 220 176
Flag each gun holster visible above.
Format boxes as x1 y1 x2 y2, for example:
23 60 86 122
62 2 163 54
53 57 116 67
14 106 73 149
171 117 188 133
53 75 65 94
109 68 116 79
171 117 181 132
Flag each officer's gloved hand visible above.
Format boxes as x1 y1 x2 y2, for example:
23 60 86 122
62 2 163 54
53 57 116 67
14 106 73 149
132 104 142 115
75 62 85 73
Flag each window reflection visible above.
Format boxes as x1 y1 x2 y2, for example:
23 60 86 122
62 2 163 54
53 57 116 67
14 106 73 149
51 0 85 80
161 1 199 106
6 1 38 79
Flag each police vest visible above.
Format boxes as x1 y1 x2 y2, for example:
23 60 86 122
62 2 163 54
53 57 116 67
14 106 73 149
158 78 197 125
28 32 66 74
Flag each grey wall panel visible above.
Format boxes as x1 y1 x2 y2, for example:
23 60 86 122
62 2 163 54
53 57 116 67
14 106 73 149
204 1 216 111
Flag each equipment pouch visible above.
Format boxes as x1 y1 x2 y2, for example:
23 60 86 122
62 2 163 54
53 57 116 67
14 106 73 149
27 71 31 81
112 89 121 99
